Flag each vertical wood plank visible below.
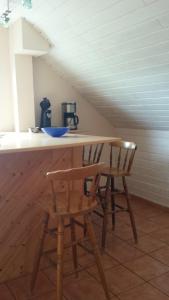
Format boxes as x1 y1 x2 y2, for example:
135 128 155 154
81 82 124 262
0 146 82 282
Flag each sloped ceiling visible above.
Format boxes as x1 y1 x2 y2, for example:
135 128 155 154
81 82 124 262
2 0 169 130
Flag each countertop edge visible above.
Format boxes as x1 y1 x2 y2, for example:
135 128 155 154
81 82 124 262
0 133 121 154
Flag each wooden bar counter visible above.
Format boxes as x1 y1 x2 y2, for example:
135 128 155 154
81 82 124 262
0 132 119 283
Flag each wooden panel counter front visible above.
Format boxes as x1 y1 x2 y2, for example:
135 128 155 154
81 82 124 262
0 132 119 282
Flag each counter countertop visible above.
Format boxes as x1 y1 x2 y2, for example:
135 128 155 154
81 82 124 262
0 132 120 154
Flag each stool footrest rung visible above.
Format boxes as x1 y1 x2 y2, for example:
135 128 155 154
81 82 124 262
47 222 77 237
64 264 93 277
43 237 89 257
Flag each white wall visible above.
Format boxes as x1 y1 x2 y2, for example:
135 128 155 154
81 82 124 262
114 128 169 208
9 18 50 132
33 57 114 137
14 55 35 131
0 28 13 131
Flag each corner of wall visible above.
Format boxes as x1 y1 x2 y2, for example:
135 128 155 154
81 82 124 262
33 56 114 136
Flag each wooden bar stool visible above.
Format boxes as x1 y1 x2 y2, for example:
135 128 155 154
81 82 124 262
97 140 138 249
30 163 110 300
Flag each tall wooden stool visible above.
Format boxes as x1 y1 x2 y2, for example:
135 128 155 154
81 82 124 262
97 140 138 249
30 163 110 300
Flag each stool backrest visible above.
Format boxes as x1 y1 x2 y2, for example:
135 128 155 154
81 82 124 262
46 163 104 214
83 143 104 165
109 140 137 174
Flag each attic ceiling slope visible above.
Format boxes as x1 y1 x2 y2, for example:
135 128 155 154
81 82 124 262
7 0 169 130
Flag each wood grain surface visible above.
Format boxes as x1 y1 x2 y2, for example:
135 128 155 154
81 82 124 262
0 146 82 282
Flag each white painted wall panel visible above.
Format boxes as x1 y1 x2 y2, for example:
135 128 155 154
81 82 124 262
0 28 13 131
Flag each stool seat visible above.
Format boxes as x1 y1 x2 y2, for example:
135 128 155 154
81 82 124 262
101 166 131 177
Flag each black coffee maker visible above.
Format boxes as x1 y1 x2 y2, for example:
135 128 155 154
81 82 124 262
40 97 51 128
62 102 79 130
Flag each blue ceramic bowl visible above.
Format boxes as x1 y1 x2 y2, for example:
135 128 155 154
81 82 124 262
42 127 69 137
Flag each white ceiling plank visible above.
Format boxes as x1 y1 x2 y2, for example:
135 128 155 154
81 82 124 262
7 0 169 130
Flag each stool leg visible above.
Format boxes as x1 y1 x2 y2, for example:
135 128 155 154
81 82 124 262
85 214 111 300
30 212 49 293
70 217 78 277
84 178 88 195
56 217 65 300
122 176 138 243
110 177 115 230
83 220 87 237
102 207 108 250
101 176 110 250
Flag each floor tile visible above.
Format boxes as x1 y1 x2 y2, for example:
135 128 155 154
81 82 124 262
149 212 169 228
115 212 132 226
43 252 92 284
39 256 51 270
77 252 94 267
124 255 169 281
28 290 67 299
87 264 144 295
135 205 164 219
118 282 169 300
43 260 79 285
46 246 86 264
0 284 14 300
127 234 166 253
150 272 169 296
150 227 169 244
118 211 163 234
131 198 165 218
7 271 55 300
119 196 160 215
79 252 119 270
63 271 116 300
112 223 144 242
62 259 80 276
43 269 115 300
150 246 169 266
132 215 165 234
43 267 57 286
106 235 144 263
